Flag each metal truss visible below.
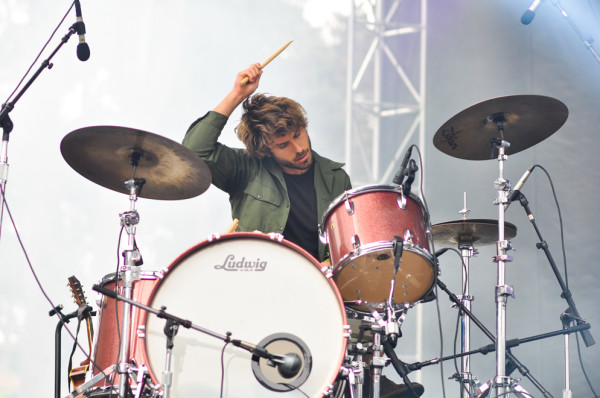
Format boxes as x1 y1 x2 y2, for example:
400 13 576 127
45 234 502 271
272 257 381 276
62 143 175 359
344 0 427 186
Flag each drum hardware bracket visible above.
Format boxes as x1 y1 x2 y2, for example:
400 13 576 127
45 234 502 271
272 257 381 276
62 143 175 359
497 239 513 251
496 285 515 299
321 265 333 279
208 232 221 241
268 232 285 242
344 198 354 215
396 193 407 210
451 295 474 310
120 210 140 228
492 254 513 263
403 229 413 244
351 234 361 250
343 324 352 339
63 365 117 398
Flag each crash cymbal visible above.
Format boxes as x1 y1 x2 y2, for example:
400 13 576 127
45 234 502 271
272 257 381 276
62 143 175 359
433 95 568 160
431 219 517 246
61 126 211 200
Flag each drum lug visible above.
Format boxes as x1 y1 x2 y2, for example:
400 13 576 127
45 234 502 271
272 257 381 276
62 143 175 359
397 194 407 210
318 223 328 244
351 234 361 250
345 199 355 215
403 229 414 244
268 232 284 242
321 265 333 279
137 325 146 338
343 324 352 338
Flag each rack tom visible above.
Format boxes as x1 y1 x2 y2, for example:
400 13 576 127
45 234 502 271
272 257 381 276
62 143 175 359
320 185 435 313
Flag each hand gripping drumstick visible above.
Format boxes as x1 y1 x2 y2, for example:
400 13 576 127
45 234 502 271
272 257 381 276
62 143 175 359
240 40 293 86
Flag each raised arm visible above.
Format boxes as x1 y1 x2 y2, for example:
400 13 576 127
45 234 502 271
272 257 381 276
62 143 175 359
213 63 263 117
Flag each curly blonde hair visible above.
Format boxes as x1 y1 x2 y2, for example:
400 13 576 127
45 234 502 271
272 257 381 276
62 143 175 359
235 93 308 158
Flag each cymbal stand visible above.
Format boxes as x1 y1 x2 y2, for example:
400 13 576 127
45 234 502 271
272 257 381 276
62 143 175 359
453 194 477 397
491 124 515 397
116 153 146 398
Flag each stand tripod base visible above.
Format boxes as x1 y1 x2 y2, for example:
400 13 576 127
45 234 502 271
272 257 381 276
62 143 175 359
475 378 532 398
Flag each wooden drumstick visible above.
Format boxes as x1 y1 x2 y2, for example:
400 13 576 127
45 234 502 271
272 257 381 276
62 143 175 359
240 40 293 86
225 218 239 233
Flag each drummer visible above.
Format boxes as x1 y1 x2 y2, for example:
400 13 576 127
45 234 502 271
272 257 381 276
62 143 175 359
182 63 351 262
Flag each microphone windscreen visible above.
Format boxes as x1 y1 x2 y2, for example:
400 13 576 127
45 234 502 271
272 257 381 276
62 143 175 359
77 43 90 61
521 10 535 25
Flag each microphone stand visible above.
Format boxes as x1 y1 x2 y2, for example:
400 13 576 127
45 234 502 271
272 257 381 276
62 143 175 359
85 284 281 398
364 239 421 398
0 22 80 241
514 192 595 397
550 0 600 66
406 323 590 378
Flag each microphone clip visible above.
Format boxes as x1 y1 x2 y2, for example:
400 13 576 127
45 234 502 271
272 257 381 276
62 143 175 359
401 159 418 194
71 21 86 36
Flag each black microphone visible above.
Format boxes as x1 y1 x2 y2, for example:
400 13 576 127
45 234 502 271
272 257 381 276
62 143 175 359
74 0 90 61
270 353 303 379
435 248 450 257
393 146 413 185
92 283 117 299
504 166 534 210
521 0 544 25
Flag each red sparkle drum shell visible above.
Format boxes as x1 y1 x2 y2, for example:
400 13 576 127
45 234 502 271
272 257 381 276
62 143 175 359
139 232 349 397
91 271 159 390
320 185 435 312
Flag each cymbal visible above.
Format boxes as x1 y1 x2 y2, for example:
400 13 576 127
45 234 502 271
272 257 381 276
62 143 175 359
433 95 568 160
61 126 211 200
431 219 517 246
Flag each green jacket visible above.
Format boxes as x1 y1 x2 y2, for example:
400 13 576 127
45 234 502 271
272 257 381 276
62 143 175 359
183 111 352 261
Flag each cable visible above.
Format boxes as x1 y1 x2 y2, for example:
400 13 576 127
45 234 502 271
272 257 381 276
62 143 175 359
219 340 230 398
533 165 568 287
576 329 598 397
413 146 446 398
526 165 597 397
107 225 125 397
0 184 103 386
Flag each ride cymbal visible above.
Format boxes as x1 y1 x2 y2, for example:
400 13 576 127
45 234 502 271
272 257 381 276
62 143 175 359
432 219 517 246
433 95 568 160
61 125 211 200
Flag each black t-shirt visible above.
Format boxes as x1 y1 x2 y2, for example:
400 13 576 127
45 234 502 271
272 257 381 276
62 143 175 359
282 165 319 259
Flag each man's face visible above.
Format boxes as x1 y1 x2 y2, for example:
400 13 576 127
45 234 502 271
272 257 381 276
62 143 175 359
268 127 313 175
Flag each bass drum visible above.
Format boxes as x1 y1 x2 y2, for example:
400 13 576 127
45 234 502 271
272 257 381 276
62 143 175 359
142 232 349 397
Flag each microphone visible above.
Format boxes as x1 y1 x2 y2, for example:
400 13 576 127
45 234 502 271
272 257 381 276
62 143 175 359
521 0 544 25
92 284 117 299
504 166 534 210
270 353 303 379
435 248 450 257
393 146 413 185
74 0 90 61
